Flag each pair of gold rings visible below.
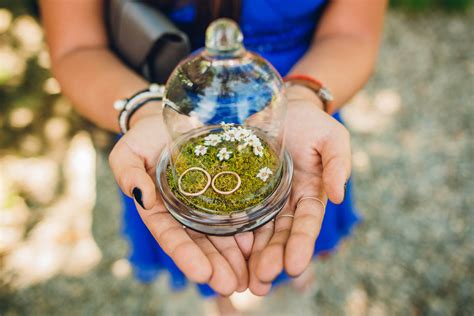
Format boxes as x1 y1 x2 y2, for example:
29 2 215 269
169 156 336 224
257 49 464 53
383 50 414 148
178 167 242 197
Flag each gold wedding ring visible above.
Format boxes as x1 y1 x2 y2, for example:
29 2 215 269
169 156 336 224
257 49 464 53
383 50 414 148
178 167 211 197
296 196 326 209
211 171 241 195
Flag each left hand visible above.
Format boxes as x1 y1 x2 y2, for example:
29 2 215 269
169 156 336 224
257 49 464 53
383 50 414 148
248 85 352 295
108 106 253 296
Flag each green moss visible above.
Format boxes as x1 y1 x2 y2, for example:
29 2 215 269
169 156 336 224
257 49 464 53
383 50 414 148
167 126 281 214
213 173 238 191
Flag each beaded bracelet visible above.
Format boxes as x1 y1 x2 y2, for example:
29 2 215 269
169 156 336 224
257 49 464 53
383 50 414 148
113 83 165 134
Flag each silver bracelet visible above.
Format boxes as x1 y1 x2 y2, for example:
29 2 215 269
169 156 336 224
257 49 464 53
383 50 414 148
113 83 165 134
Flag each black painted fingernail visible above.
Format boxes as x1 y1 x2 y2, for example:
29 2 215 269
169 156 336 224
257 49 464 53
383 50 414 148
343 182 348 200
132 187 145 209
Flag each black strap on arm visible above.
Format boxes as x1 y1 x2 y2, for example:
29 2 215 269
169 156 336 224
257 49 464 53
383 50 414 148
107 0 191 84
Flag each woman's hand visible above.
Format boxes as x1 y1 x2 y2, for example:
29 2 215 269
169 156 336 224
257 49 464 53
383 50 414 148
248 86 352 295
108 105 253 296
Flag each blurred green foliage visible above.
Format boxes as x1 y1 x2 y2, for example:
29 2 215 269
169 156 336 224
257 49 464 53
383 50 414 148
0 1 87 156
390 0 472 11
1 0 39 16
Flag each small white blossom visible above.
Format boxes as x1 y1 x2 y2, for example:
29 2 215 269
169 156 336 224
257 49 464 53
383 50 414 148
234 127 251 141
257 167 273 182
217 147 232 161
220 122 234 130
223 128 238 142
244 134 262 148
253 144 264 157
194 145 208 156
204 134 222 146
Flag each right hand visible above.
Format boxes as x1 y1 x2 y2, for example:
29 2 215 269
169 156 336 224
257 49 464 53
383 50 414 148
108 105 253 296
247 90 352 295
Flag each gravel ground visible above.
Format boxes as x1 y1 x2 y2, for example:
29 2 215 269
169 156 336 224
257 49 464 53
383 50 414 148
1 10 473 316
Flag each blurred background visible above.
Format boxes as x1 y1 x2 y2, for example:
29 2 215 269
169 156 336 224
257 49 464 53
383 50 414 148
0 0 473 315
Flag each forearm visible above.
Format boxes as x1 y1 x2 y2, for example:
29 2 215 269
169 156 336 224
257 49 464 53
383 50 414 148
290 34 378 113
289 0 386 114
52 47 160 133
40 0 161 133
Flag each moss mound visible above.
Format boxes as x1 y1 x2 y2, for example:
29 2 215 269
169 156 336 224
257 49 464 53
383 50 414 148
167 125 280 214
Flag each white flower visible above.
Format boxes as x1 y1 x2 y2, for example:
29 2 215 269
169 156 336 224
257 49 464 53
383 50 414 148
194 145 208 156
234 127 251 141
244 134 262 148
223 128 238 142
257 167 273 182
220 122 234 130
204 134 222 146
253 144 264 157
217 147 232 161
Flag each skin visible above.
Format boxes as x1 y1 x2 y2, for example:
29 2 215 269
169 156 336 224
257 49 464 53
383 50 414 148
40 0 386 299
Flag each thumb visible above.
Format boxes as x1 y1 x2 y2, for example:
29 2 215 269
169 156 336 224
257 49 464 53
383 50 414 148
109 140 157 210
319 123 351 204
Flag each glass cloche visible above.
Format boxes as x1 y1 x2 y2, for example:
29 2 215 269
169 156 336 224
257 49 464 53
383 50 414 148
156 19 293 235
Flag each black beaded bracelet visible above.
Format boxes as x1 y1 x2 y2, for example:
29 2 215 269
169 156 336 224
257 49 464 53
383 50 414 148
113 83 165 134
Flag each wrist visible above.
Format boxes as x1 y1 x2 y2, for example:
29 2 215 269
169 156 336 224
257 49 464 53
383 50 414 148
129 101 162 128
114 83 165 133
284 74 333 112
286 84 324 110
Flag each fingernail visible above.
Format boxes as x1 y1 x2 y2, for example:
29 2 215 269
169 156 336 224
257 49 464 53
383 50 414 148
343 182 348 200
132 187 145 209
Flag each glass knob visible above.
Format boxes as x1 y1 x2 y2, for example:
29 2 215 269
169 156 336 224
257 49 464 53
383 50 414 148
205 18 243 55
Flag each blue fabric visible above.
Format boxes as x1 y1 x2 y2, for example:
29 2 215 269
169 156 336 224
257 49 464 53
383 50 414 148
121 0 359 298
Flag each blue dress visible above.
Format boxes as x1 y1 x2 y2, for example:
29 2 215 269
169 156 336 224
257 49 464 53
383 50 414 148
121 0 359 298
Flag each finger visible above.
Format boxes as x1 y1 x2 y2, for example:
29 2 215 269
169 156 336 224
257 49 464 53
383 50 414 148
319 122 351 204
248 221 274 296
139 206 212 284
234 232 254 259
109 140 156 209
187 230 238 296
208 235 249 292
284 197 326 277
256 209 293 283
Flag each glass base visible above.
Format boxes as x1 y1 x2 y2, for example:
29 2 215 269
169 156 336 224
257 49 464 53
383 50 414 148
156 150 293 236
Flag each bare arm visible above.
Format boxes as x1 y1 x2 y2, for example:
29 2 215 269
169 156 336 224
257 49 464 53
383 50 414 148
40 0 160 132
289 0 387 113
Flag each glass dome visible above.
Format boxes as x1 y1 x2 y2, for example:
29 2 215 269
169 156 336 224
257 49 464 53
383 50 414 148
156 19 293 235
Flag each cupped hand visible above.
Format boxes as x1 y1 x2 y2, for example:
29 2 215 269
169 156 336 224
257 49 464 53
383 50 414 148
108 107 253 296
248 94 352 295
